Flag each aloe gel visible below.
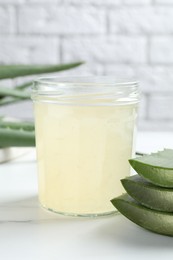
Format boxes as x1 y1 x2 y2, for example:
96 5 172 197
32 77 139 216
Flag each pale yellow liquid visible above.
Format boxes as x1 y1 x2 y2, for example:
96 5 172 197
34 101 137 216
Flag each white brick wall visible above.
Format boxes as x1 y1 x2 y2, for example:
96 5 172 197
0 36 59 64
0 0 24 3
62 36 147 63
18 6 106 34
150 37 173 64
123 0 152 4
110 7 173 34
149 95 173 120
63 0 120 4
28 0 61 3
0 6 16 34
106 65 173 92
154 0 173 4
63 0 151 4
0 0 173 131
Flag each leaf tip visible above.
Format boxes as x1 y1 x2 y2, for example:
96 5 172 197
129 158 134 167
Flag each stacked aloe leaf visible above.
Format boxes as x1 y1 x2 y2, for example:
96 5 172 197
0 62 83 147
111 149 173 236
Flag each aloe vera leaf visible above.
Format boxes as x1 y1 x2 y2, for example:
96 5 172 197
0 81 32 103
0 97 22 106
15 81 32 90
129 149 173 188
121 175 173 212
0 89 31 106
0 91 31 106
0 62 84 79
0 88 30 99
0 128 35 147
111 194 173 236
0 120 34 131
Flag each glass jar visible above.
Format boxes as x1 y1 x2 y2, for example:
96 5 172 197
31 77 139 217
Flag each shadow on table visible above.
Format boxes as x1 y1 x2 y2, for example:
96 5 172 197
0 195 59 222
0 196 109 224
1 195 173 251
94 215 173 249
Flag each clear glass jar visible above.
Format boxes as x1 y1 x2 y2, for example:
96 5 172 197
31 77 139 217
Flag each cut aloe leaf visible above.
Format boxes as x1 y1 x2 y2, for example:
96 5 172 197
129 149 173 188
111 194 173 236
0 62 84 79
121 175 173 212
0 128 35 147
0 120 34 131
15 80 32 90
0 96 22 106
0 81 32 104
0 88 30 99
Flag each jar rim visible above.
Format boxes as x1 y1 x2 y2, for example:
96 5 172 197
32 76 139 106
33 76 138 88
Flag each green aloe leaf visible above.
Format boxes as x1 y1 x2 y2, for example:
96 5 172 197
0 127 35 147
0 120 34 131
0 88 30 99
0 62 84 79
15 81 33 90
129 149 173 188
0 97 22 106
0 82 32 105
121 175 173 212
111 193 173 236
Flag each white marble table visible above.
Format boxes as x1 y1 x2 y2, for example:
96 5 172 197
1 132 173 260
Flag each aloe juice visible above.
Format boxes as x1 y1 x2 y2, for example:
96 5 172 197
34 101 137 216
